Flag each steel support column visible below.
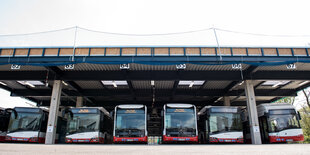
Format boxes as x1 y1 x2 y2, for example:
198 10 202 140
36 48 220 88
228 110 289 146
76 96 83 107
223 96 230 106
244 80 262 144
45 80 62 144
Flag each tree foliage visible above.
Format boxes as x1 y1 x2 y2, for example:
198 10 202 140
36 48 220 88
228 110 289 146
274 96 295 105
299 89 310 143
300 107 310 143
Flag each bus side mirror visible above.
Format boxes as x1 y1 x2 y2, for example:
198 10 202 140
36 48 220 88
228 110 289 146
5 108 17 119
64 109 73 118
297 111 302 120
241 112 245 122
109 111 114 118
42 113 47 121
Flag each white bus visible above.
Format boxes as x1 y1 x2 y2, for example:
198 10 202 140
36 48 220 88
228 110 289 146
65 107 113 144
162 103 198 143
198 106 243 143
113 105 147 143
256 103 304 143
5 107 49 143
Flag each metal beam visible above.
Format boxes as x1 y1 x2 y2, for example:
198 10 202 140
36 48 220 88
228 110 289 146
230 81 265 103
2 70 310 81
127 80 137 102
45 66 95 104
216 66 258 104
170 80 179 101
11 89 297 97
1 55 310 64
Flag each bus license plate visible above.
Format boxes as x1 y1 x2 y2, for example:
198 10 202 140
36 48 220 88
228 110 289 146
127 139 133 142
286 139 293 142
17 138 23 141
225 140 231 142
178 139 185 141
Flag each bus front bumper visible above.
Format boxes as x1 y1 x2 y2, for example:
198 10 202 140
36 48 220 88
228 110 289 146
113 136 148 143
163 135 198 142
269 134 304 143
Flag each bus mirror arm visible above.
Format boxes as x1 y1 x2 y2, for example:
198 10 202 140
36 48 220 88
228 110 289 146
64 109 73 118
109 111 114 118
297 111 302 120
5 108 17 119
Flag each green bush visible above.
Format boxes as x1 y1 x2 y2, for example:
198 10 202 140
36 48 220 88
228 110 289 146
301 111 310 143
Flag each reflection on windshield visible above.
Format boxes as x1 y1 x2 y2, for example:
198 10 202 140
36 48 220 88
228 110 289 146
115 113 145 137
268 114 300 132
66 114 100 135
165 111 196 136
209 113 242 134
8 112 41 133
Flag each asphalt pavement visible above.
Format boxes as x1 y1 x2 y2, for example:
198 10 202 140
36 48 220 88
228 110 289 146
0 143 309 155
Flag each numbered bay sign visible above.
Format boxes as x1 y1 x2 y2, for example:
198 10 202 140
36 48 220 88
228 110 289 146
232 63 242 70
120 64 130 70
65 64 74 70
11 64 21 70
286 63 296 69
176 64 186 70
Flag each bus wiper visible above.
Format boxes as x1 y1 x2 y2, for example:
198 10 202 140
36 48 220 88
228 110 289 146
182 127 195 132
224 127 241 132
166 128 180 132
116 128 142 133
25 118 38 128
278 126 300 131
86 121 96 129
211 129 227 134
9 127 26 133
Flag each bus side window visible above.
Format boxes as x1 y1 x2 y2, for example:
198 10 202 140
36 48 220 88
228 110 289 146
205 118 209 139
205 119 209 133
259 116 269 143
41 112 48 132
101 113 106 132
269 119 277 132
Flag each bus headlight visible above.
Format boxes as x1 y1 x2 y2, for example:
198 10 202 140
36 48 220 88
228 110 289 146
90 136 99 142
209 137 218 142
5 136 12 141
66 138 72 143
29 137 38 142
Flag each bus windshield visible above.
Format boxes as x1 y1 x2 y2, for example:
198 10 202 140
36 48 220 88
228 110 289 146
268 110 301 132
8 112 42 133
66 113 100 135
209 113 242 134
165 108 196 137
115 109 145 137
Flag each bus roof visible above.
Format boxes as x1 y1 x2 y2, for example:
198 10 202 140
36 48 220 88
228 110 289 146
165 103 195 108
116 104 145 109
14 107 48 113
198 106 240 115
257 103 296 117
